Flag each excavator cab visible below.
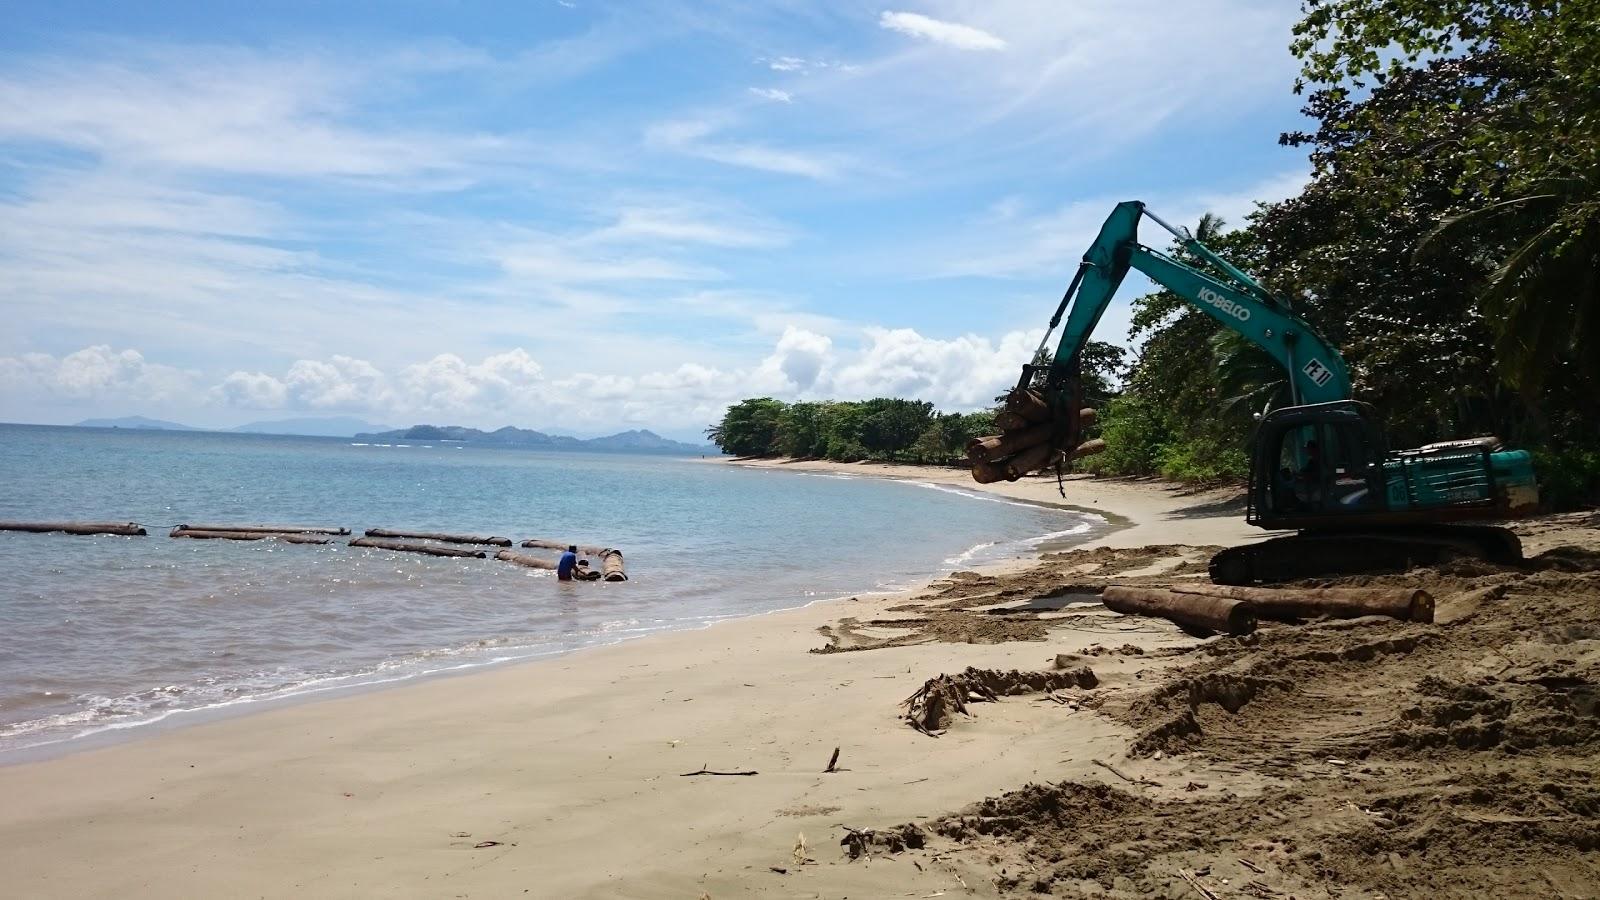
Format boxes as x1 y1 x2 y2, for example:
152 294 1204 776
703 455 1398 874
1251 401 1388 527
1213 400 1537 584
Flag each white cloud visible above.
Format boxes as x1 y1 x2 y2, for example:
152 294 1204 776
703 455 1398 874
879 11 1007 51
214 371 289 409
0 48 514 181
826 327 1038 408
645 117 844 180
585 203 793 249
748 87 793 104
0 345 196 405
9 326 1045 432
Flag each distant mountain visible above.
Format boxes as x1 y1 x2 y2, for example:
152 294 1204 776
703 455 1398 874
229 416 393 437
74 416 203 431
355 424 709 454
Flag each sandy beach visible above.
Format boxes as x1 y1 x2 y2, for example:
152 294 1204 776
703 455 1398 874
2 461 1595 899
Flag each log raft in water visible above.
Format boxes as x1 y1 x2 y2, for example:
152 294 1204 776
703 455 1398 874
1101 586 1257 636
0 521 146 536
177 523 349 535
1175 583 1434 624
170 528 331 544
349 537 486 558
365 528 511 547
520 538 609 556
495 549 557 570
601 549 627 582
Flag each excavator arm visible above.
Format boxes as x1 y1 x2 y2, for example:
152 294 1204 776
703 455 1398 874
1038 200 1351 407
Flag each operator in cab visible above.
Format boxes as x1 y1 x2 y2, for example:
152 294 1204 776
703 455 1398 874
557 544 579 581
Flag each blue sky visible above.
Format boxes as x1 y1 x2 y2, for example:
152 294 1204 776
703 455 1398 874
0 1 1312 439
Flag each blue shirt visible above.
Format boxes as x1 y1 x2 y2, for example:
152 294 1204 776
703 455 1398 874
557 550 577 578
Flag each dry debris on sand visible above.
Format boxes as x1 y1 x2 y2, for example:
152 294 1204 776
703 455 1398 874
817 512 1600 898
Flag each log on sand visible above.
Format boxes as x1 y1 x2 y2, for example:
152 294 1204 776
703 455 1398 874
178 523 349 535
349 537 486 559
1174 583 1434 624
171 528 331 544
365 528 511 547
495 549 557 570
0 521 146 536
519 538 609 556
1101 586 1257 636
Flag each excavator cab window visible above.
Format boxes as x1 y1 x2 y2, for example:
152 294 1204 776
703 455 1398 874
1264 417 1381 517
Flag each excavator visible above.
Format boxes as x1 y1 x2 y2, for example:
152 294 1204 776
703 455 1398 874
979 200 1540 584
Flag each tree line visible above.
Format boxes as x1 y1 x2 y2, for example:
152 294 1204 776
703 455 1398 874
710 1 1599 507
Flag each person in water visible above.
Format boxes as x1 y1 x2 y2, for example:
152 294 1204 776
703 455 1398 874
557 545 578 581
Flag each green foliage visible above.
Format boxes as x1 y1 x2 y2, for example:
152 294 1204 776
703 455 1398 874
1530 445 1600 511
704 398 785 457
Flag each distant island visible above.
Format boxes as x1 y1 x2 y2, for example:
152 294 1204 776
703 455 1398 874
74 415 392 437
354 425 709 454
70 416 710 453
74 415 206 431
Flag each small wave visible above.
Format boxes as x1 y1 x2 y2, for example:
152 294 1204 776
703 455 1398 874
349 442 370 447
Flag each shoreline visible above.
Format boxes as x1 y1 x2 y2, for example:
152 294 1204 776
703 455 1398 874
0 460 1114 765
0 464 1266 898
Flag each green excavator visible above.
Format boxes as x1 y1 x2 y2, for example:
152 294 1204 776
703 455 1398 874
988 200 1540 584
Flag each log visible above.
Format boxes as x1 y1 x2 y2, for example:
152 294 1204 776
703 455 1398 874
601 549 627 582
178 523 349 535
970 459 1008 485
495 549 557 569
1101 586 1257 635
994 410 1031 432
365 528 511 547
1003 388 1054 424
1070 438 1107 459
519 538 609 556
349 537 486 558
1169 584 1434 624
1077 407 1097 426
966 420 1056 463
170 528 330 544
0 521 146 536
1003 443 1062 480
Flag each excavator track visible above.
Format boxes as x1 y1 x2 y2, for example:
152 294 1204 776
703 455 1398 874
1208 525 1523 586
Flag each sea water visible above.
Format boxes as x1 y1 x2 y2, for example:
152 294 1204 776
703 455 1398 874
0 424 1107 756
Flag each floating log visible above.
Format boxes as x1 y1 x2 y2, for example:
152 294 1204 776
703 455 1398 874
0 521 145 536
1101 586 1257 635
365 528 511 547
519 538 609 556
177 523 349 535
1169 584 1434 624
967 420 1056 463
349 537 486 558
170 528 330 544
601 549 627 582
495 549 557 570
1004 388 1053 424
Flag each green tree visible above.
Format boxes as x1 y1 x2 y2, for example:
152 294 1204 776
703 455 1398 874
1291 0 1600 394
858 398 935 460
707 398 787 456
